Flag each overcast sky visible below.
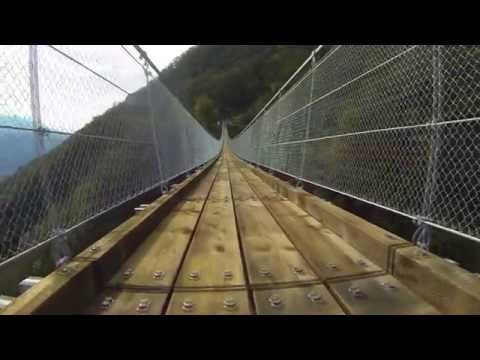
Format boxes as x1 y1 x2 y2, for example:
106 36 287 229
0 45 196 132
140 45 195 71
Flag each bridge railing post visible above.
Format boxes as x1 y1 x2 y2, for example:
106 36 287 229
298 51 317 186
143 59 167 192
415 45 444 250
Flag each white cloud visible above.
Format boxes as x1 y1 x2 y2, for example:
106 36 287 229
139 45 194 71
0 45 195 132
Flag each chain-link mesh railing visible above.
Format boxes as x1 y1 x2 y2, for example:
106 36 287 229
0 45 221 263
229 45 480 248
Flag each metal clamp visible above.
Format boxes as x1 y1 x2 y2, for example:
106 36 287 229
295 180 304 189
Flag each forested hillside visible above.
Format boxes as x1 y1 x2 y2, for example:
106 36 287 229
0 45 316 262
157 45 317 137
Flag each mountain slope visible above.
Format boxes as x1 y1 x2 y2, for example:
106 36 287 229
157 45 317 137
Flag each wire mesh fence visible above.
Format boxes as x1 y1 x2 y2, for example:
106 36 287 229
0 45 221 264
229 45 480 247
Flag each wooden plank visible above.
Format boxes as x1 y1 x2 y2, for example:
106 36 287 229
239 170 285 201
2 261 97 315
230 170 317 286
166 289 251 315
248 161 412 271
254 284 345 315
84 289 168 315
183 165 219 201
392 246 480 315
329 274 440 315
229 169 257 201
107 204 204 290
73 161 218 286
175 164 245 289
107 170 218 290
2 160 218 315
238 167 382 281
302 197 411 271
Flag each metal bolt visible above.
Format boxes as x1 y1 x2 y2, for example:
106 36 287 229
153 271 165 280
89 245 100 253
307 291 325 304
123 268 134 279
416 249 429 258
188 271 200 281
268 294 283 308
182 300 194 312
293 266 305 275
259 266 272 278
136 298 151 313
381 282 398 291
224 270 234 280
444 258 460 266
358 259 368 267
348 286 367 299
327 263 340 271
60 265 75 275
100 297 114 310
223 297 238 311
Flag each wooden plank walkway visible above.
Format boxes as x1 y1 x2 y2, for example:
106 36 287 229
4 149 480 315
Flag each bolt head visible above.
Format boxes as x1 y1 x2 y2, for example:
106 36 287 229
348 286 367 299
188 271 200 281
224 270 234 280
259 266 272 278
182 300 194 312
100 297 114 310
307 291 325 303
327 263 339 271
123 268 134 279
381 282 397 291
223 297 238 311
268 294 283 308
136 299 151 313
293 266 305 274
358 260 368 267
153 271 165 280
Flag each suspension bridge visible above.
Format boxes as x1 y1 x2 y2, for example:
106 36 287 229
1 45 480 315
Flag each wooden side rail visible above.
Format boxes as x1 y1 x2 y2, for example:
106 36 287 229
2 160 219 315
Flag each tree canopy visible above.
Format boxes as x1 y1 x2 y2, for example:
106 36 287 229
157 45 317 137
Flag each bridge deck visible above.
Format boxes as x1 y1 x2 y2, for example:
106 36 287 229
3 148 480 315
